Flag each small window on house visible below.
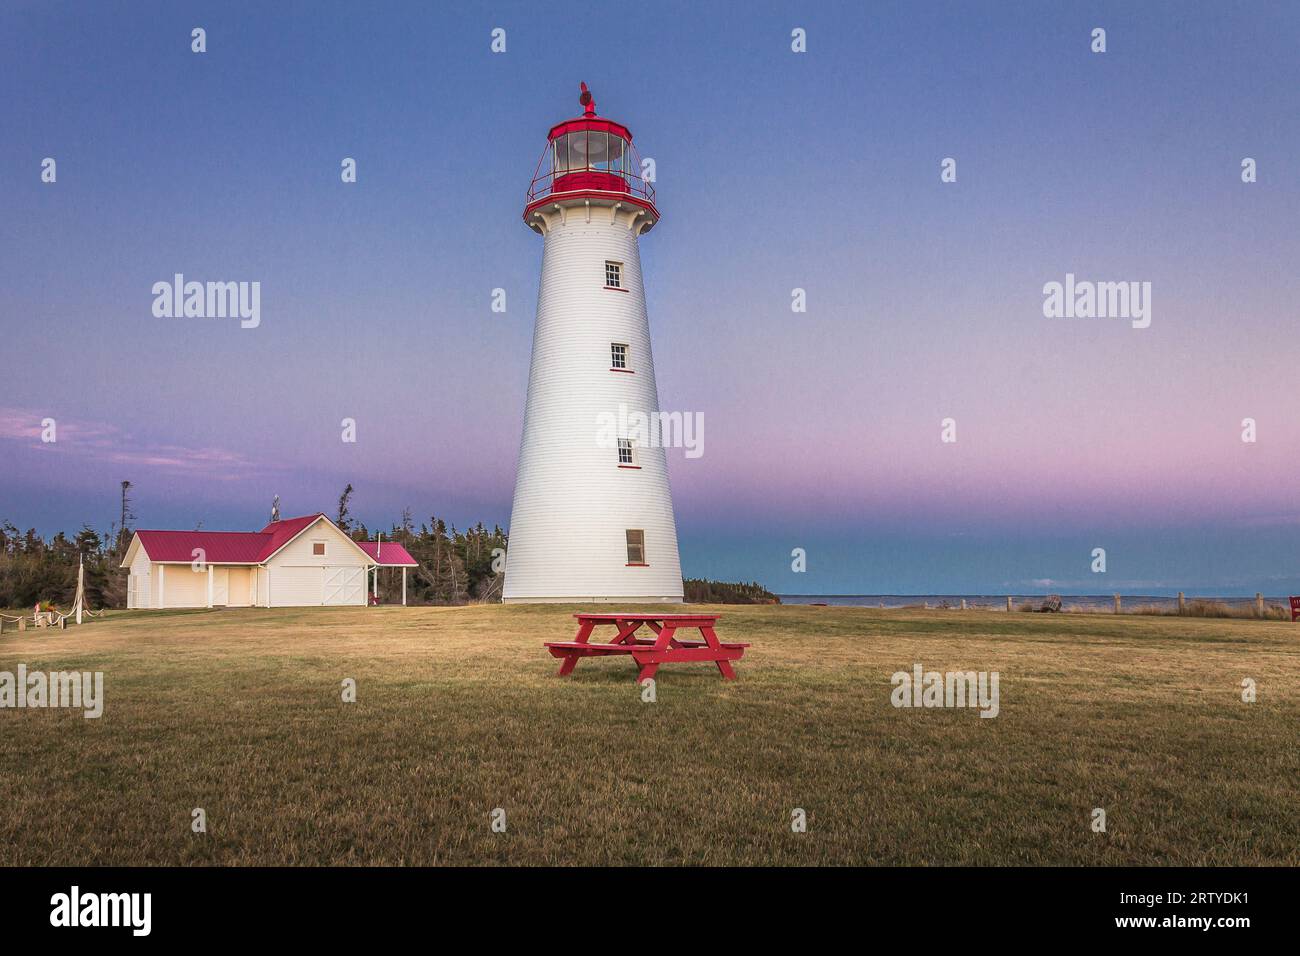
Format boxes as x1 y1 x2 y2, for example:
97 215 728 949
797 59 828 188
611 343 628 369
605 261 622 288
617 439 634 465
626 529 646 564
312 542 326 556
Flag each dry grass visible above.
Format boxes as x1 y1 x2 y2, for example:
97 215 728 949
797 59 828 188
1132 600 1291 620
1 604 1297 866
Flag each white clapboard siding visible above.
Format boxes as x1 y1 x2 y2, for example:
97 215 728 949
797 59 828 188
128 544 153 608
504 208 683 602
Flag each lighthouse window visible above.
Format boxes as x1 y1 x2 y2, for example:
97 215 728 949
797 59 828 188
605 261 622 288
584 130 609 169
607 135 624 177
617 439 634 465
626 530 646 565
611 343 628 369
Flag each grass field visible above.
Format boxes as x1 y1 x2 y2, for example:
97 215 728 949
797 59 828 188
1 604 1296 866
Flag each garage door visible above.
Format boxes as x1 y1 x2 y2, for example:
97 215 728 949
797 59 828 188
162 565 208 608
324 566 365 605
270 566 325 607
269 565 366 606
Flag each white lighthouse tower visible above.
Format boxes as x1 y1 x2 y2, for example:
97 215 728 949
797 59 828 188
504 84 683 603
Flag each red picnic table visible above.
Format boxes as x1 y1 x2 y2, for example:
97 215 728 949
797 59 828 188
545 613 748 682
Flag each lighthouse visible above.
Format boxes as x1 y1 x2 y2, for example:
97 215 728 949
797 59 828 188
503 85 683 603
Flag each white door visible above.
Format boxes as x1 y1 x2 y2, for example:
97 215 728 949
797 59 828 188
323 566 364 605
226 567 253 607
212 568 229 606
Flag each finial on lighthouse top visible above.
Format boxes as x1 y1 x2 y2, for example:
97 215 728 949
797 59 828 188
579 82 596 117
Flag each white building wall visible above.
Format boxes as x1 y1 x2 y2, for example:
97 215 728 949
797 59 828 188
504 210 683 602
266 518 369 607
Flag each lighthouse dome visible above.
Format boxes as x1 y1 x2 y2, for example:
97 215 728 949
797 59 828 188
525 83 658 233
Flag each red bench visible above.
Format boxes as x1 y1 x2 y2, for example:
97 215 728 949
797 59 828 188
545 613 747 682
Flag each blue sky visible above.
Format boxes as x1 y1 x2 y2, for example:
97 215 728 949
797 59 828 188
2 1 1298 594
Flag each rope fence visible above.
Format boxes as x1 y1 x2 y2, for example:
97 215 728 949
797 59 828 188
0 556 110 632
0 601 107 631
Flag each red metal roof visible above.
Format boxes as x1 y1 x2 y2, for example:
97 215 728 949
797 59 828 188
133 530 270 563
255 513 325 559
131 514 409 565
547 117 632 143
356 541 418 566
547 84 632 142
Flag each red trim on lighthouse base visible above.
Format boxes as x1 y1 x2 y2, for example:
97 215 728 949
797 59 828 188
523 189 658 225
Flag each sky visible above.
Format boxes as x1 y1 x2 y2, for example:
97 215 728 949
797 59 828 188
2 1 1298 595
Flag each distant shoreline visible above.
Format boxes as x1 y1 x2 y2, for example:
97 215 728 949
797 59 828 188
780 594 1291 599
779 594 1292 611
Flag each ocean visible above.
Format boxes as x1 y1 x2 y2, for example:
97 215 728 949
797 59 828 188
778 594 1292 612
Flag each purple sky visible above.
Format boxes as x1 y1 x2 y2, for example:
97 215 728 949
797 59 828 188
2 1 1298 594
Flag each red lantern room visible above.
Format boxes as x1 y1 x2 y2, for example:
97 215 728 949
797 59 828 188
524 83 658 234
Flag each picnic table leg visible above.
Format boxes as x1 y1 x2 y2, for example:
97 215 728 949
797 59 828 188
633 624 678 681
700 625 738 680
643 620 686 648
556 619 597 676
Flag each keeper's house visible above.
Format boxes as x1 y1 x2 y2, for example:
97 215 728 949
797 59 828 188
120 513 417 609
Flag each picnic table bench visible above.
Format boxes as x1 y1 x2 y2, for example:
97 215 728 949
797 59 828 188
545 613 748 682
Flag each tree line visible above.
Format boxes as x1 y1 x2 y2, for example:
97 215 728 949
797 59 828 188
1 482 776 610
683 578 780 604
